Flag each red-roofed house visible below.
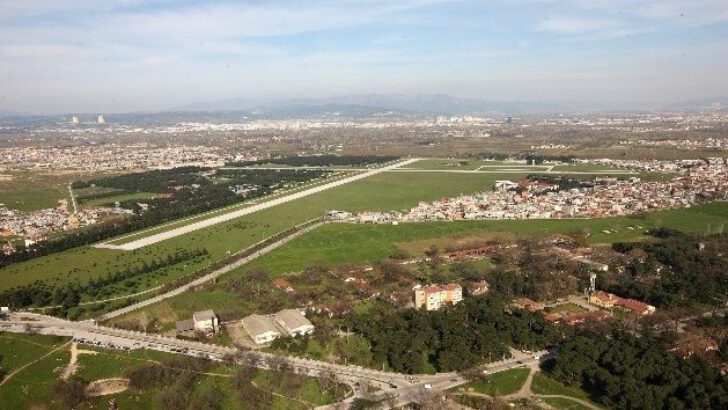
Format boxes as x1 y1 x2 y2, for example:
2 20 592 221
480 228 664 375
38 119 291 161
615 298 656 315
272 278 294 293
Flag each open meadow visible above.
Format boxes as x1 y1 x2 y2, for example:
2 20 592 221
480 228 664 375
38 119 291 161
0 171 525 299
111 202 728 325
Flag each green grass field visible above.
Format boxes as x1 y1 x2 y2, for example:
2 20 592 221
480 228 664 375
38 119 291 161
0 171 523 297
541 397 593 410
547 304 587 315
0 333 71 409
0 332 344 409
457 367 531 396
531 372 590 400
0 170 74 211
112 201 728 325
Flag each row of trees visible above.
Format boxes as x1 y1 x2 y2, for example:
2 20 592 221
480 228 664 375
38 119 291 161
0 248 207 309
226 154 399 167
548 328 728 409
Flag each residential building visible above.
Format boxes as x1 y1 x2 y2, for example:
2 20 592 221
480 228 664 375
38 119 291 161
274 309 315 337
414 283 463 311
589 291 619 309
242 314 282 345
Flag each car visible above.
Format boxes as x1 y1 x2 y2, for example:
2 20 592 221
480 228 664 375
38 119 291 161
423 384 433 390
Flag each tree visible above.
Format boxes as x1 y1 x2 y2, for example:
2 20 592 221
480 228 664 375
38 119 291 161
53 379 87 409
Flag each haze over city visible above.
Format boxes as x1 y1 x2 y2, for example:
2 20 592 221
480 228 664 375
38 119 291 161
3 0 728 114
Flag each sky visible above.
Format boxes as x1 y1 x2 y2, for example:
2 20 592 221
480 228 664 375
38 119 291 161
2 0 728 114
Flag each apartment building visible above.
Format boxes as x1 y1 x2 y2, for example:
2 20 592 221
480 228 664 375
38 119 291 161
414 283 463 311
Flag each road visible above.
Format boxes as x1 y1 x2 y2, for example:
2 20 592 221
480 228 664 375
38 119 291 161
95 219 328 321
95 158 420 251
68 183 78 214
0 312 551 409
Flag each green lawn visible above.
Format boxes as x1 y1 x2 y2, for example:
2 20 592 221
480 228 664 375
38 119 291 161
0 333 71 410
458 367 531 396
541 397 593 410
531 372 590 400
79 191 157 207
547 304 587 315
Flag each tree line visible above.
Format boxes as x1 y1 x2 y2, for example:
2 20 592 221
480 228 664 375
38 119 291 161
226 154 399 167
0 248 207 310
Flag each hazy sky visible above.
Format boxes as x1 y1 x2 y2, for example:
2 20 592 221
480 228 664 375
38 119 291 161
2 0 728 114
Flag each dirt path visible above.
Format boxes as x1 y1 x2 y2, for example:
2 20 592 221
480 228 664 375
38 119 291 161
0 341 71 387
61 342 98 380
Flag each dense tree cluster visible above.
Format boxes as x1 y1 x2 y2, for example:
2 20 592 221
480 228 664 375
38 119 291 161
126 356 219 410
548 328 728 409
609 232 728 308
349 293 565 373
226 154 398 167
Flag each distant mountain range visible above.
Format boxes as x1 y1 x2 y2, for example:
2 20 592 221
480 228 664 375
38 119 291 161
178 94 728 117
177 94 576 116
2 94 726 123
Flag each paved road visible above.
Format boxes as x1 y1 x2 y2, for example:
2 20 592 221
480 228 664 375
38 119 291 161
0 312 552 409
95 220 327 321
95 158 419 251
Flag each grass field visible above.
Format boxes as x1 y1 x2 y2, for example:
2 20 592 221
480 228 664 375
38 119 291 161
111 201 728 325
0 332 344 409
0 170 75 211
531 372 590 400
547 304 587 315
0 333 71 409
0 171 524 297
541 397 593 410
457 367 531 396
78 191 157 207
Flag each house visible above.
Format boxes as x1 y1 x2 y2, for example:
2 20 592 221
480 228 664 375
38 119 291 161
274 309 315 337
0 306 10 314
413 283 463 311
588 291 619 309
242 314 282 345
272 278 294 293
192 309 219 334
615 298 656 315
495 180 519 190
513 298 541 313
562 310 610 325
175 319 195 333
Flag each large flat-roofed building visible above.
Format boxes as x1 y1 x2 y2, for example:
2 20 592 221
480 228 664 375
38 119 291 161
414 283 463 311
242 314 282 345
274 309 315 337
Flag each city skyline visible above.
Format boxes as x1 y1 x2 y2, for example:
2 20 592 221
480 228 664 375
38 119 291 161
3 0 728 114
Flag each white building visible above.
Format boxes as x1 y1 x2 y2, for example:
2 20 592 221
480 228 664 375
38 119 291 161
274 309 315 337
413 283 463 311
242 314 282 345
192 309 219 334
